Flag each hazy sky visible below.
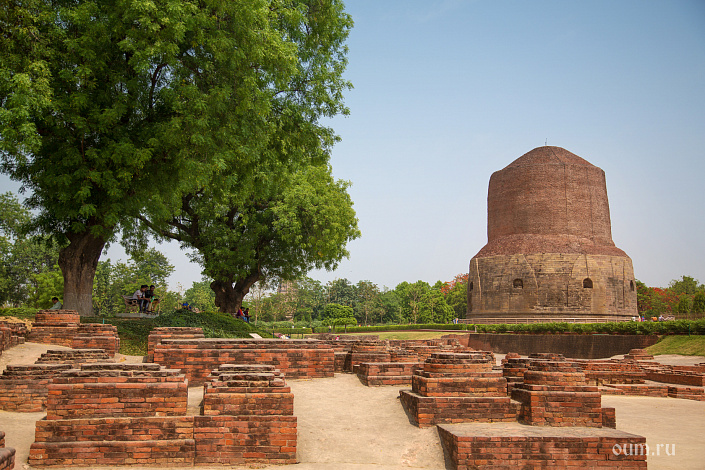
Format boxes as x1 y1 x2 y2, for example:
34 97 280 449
3 1 704 292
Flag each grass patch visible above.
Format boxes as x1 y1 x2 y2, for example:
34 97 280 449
647 335 705 356
83 310 269 356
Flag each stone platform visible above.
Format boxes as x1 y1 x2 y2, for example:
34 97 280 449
438 422 647 469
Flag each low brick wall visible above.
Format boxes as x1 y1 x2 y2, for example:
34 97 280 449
71 324 120 357
574 360 647 385
668 385 705 401
35 349 113 365
27 311 120 356
152 338 334 385
202 365 293 417
357 362 423 386
30 438 195 467
46 364 188 420
194 415 297 465
645 370 705 386
438 423 647 470
147 327 206 363
511 359 605 428
0 364 73 412
453 333 659 359
600 383 669 397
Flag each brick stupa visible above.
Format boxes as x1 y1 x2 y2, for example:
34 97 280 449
467 146 637 323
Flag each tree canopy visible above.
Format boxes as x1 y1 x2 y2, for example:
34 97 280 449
0 0 353 315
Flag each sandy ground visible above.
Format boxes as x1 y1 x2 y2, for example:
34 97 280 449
0 342 703 469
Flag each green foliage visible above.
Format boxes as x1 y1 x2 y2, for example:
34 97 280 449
27 266 64 309
92 250 174 316
0 306 38 320
693 292 705 313
82 308 267 356
183 280 217 312
0 0 353 315
0 192 62 306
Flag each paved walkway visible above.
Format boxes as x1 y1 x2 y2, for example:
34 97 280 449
0 343 703 469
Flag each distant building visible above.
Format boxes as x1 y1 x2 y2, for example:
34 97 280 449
277 280 296 296
467 146 637 323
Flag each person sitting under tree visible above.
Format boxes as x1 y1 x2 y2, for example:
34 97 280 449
49 297 62 310
132 285 149 313
144 285 160 313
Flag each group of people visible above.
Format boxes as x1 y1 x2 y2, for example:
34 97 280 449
132 284 160 313
234 307 250 323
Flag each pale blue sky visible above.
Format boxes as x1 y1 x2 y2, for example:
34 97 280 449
3 0 704 291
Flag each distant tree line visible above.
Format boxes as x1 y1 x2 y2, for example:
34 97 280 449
636 276 705 317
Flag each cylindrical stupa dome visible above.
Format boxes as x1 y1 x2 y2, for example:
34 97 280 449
467 146 637 322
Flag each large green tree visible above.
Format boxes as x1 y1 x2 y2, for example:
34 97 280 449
0 0 351 315
138 164 359 313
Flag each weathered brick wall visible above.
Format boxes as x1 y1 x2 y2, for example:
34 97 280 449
194 415 296 465
400 352 519 428
574 359 646 385
45 364 188 420
147 327 206 362
35 349 113 365
461 333 659 359
667 385 705 401
468 253 637 320
511 359 605 427
0 322 27 354
438 423 647 470
30 437 195 467
152 338 334 384
71 324 120 356
27 311 120 355
357 362 423 386
0 364 73 412
202 365 293 416
601 383 669 397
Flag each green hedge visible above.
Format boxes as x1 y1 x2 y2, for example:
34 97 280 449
314 323 468 333
0 307 39 320
311 320 705 336
272 328 312 335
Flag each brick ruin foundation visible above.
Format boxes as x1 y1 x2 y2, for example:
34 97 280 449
0 349 115 412
0 321 27 355
198 364 296 464
28 361 297 467
26 310 120 357
150 336 334 384
399 352 519 428
510 354 611 428
438 423 647 470
0 431 15 470
426 352 650 469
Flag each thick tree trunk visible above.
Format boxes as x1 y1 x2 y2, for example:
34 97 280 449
211 271 260 314
58 230 107 317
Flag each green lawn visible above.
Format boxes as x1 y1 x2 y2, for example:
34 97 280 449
647 335 705 356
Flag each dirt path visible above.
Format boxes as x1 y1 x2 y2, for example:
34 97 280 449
1 343 704 469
